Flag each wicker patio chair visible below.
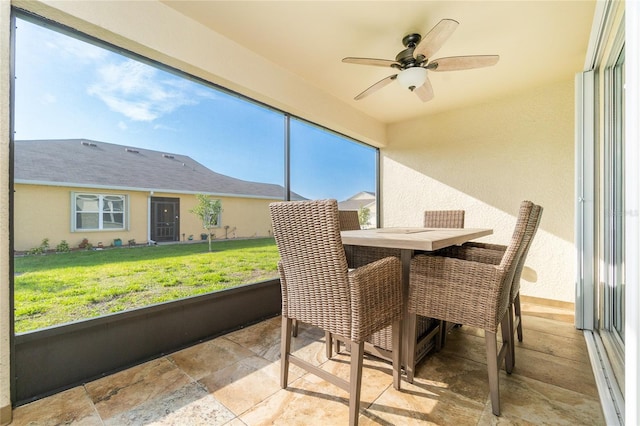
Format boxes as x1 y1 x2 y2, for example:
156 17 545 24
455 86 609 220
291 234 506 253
407 200 533 415
423 209 465 346
509 204 542 345
291 210 366 337
339 210 362 231
440 203 543 365
270 199 403 426
339 210 366 274
424 209 465 228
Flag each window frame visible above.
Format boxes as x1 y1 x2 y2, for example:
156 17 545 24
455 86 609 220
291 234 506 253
72 192 128 232
12 8 379 325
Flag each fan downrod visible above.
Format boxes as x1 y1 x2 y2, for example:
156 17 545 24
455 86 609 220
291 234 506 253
402 33 422 48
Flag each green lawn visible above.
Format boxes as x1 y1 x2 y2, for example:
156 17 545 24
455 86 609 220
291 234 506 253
14 238 280 333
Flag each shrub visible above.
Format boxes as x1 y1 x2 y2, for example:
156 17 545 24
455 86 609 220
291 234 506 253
26 246 42 256
26 238 50 255
56 240 70 253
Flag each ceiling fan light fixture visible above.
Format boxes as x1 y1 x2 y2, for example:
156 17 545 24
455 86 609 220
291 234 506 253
397 67 427 91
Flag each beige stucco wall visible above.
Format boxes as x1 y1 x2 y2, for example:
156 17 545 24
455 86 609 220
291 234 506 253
169 192 275 241
383 79 576 303
14 185 277 251
14 185 149 251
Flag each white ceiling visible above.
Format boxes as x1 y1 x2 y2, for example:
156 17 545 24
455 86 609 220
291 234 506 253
162 1 596 124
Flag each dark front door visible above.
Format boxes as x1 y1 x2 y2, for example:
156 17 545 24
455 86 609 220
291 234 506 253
151 197 180 242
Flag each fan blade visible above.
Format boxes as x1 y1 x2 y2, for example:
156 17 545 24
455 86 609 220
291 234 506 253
354 74 397 100
342 57 400 68
414 19 459 60
428 55 500 71
413 78 434 102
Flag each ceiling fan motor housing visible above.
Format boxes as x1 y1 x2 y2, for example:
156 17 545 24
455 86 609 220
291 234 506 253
396 33 424 68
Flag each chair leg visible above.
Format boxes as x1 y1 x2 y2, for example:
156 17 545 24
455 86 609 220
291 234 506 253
507 302 516 369
292 319 298 337
501 314 513 374
325 331 333 359
349 341 365 426
405 312 417 383
484 330 501 416
514 292 523 342
437 320 445 350
391 318 402 390
281 316 292 388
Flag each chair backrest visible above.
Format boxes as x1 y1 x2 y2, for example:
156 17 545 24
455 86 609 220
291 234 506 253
480 200 532 323
510 204 543 301
424 210 465 228
339 210 361 231
499 201 534 275
270 199 352 337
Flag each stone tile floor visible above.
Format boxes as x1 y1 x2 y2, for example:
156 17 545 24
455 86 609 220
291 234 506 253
10 299 604 425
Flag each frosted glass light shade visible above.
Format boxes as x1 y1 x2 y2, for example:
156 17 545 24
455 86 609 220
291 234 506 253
397 67 427 90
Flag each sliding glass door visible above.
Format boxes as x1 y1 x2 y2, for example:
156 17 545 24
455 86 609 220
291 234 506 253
599 42 625 393
577 4 627 421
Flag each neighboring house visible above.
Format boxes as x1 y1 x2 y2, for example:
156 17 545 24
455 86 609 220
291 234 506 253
14 139 302 251
338 191 376 228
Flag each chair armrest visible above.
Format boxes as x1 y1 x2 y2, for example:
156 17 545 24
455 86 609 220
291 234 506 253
348 256 402 342
464 242 507 252
409 254 510 332
345 245 401 269
434 244 504 265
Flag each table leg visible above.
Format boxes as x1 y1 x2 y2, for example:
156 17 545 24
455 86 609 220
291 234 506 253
400 249 413 378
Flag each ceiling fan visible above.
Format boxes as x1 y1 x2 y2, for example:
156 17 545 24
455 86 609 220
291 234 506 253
342 19 499 102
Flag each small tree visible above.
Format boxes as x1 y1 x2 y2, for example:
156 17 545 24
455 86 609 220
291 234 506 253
358 206 371 228
190 194 222 252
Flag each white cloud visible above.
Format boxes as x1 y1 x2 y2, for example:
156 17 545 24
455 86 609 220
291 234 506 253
153 123 177 132
87 60 198 122
118 121 128 130
46 36 107 63
40 93 56 105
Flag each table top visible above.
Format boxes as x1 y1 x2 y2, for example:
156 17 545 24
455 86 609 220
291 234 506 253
341 227 493 251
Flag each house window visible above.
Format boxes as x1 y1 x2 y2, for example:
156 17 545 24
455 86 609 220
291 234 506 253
74 193 126 231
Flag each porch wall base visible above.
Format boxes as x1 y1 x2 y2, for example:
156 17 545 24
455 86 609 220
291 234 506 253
13 280 281 405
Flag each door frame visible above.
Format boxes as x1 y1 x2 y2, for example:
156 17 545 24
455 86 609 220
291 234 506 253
576 1 640 424
149 196 181 242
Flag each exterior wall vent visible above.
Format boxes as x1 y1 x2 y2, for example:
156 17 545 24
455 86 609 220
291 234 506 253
125 148 139 153
163 154 175 159
81 141 97 147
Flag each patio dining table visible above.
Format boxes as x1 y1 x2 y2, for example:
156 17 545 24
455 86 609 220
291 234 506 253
341 227 493 369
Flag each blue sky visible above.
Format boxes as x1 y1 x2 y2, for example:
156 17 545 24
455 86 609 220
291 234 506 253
14 17 376 201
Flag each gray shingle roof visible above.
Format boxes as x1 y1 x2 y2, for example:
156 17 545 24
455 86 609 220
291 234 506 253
338 199 375 211
15 139 303 199
338 191 376 211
